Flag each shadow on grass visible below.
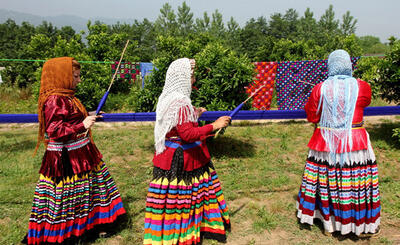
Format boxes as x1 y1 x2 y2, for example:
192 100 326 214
207 136 256 158
367 121 400 150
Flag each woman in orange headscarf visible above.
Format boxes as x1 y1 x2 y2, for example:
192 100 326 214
24 57 126 244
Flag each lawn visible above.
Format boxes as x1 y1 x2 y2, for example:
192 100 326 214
0 117 400 244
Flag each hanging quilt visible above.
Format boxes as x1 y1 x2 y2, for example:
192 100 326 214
111 62 140 82
245 62 277 110
276 57 360 110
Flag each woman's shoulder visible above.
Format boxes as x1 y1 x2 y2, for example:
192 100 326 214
45 95 72 107
356 78 370 87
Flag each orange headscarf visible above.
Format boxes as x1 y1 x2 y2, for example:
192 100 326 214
35 57 89 154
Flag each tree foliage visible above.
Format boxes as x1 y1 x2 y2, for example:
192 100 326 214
0 3 393 112
377 39 400 104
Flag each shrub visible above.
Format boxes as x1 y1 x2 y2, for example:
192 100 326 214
135 35 254 112
353 56 383 98
377 38 400 104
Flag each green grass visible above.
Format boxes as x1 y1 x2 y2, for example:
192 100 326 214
0 85 37 114
1 117 400 244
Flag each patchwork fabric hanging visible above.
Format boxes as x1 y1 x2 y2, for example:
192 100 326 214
245 62 277 110
111 61 140 82
276 57 360 110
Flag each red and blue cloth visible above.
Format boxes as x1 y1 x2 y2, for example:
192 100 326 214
275 57 360 110
245 62 277 110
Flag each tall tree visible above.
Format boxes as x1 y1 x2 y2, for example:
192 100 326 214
341 11 357 36
177 1 194 35
195 12 211 33
225 16 241 53
298 8 318 40
268 13 287 39
210 9 225 37
239 17 269 59
319 5 339 34
155 3 177 35
283 8 299 39
227 16 239 33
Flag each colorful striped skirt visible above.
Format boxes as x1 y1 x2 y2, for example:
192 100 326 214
144 148 230 245
296 141 380 236
26 162 126 244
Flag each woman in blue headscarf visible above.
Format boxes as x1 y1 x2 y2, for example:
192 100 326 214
296 50 380 236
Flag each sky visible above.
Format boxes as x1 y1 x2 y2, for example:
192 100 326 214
0 0 398 42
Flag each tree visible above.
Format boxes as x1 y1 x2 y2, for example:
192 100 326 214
177 1 194 36
238 17 268 59
195 12 211 33
210 10 225 38
155 3 177 35
283 8 299 40
135 35 254 112
59 26 76 41
357 35 389 54
225 16 241 52
268 13 287 39
227 16 239 33
377 39 400 104
341 11 357 36
298 8 318 40
319 5 339 34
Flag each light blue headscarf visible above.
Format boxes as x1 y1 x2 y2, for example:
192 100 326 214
317 50 359 166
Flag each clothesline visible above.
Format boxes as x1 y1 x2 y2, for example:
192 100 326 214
0 106 399 123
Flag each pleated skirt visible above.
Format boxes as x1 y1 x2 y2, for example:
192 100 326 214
26 162 126 244
297 141 380 236
144 148 230 245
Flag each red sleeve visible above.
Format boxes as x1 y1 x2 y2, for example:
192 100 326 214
305 83 322 123
44 96 86 142
176 123 213 142
357 79 372 108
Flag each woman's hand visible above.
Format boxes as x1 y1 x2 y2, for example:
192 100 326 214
194 107 207 117
83 115 99 129
211 116 231 131
89 111 104 116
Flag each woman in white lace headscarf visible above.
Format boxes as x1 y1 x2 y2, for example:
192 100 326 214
144 58 231 244
296 50 380 236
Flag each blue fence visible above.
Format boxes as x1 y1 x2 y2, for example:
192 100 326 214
0 106 399 123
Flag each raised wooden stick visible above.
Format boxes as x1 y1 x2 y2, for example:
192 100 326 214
84 40 130 137
214 84 266 138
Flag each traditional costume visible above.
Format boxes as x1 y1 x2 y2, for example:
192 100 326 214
296 50 380 235
25 57 125 244
144 58 230 244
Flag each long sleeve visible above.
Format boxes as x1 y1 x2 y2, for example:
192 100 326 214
40 95 102 177
357 79 372 108
176 122 214 142
44 96 86 142
304 83 322 123
153 108 213 171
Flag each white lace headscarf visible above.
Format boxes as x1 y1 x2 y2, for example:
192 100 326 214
154 58 197 154
317 49 359 166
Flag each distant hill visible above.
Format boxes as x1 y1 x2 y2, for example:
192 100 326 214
0 9 137 33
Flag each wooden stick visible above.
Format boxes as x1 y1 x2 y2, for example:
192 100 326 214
107 39 130 92
296 80 315 86
243 84 267 103
84 40 130 137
